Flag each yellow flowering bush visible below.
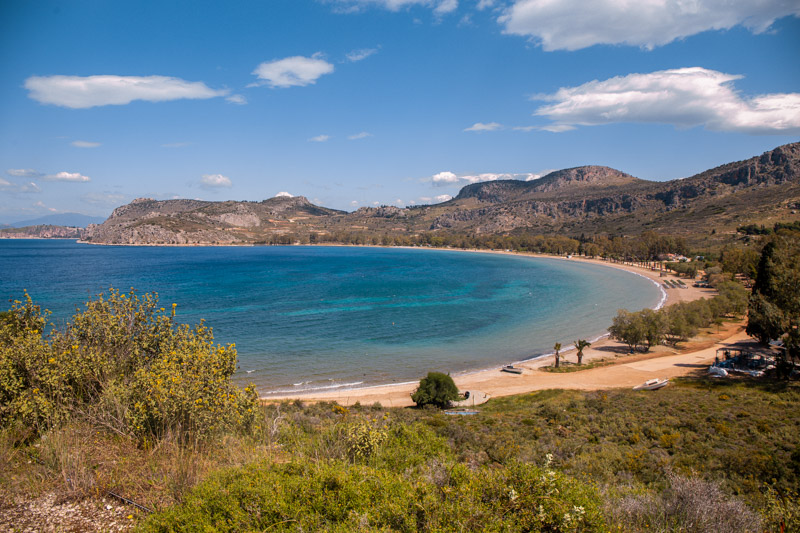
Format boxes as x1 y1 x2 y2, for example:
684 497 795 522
0 289 257 440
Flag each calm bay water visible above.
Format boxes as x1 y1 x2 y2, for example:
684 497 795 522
0 240 662 395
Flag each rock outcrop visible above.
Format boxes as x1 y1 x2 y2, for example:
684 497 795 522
84 143 800 244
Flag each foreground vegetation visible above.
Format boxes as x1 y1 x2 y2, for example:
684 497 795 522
2 239 799 531
144 380 797 531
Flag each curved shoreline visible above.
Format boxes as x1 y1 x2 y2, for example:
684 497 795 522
263 249 715 404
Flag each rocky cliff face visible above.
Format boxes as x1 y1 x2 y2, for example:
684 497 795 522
85 143 800 244
86 195 346 245
430 144 800 234
0 225 86 239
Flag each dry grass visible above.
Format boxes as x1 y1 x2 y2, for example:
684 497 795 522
610 471 763 532
0 413 285 515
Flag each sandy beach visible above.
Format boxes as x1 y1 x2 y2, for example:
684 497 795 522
265 251 737 406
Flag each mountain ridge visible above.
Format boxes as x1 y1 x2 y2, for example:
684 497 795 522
84 142 800 246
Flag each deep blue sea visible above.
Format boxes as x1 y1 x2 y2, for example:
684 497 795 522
0 240 662 395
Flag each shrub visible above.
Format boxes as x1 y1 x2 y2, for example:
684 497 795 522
140 456 608 532
0 289 257 441
411 371 460 408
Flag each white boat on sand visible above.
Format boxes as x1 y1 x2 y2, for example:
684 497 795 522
633 378 669 391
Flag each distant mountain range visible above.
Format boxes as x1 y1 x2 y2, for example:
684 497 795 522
82 142 800 246
1 213 106 229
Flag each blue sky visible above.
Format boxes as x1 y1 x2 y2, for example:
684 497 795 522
1 0 798 222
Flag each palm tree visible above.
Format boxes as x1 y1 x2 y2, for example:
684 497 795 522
574 339 591 365
554 342 562 368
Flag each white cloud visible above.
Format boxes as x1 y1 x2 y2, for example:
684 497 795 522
539 124 576 133
431 171 459 184
200 174 232 188
226 94 247 105
71 140 101 148
464 122 502 132
309 134 331 142
7 168 43 178
418 194 453 204
44 171 91 182
348 131 372 140
499 0 800 51
0 176 42 194
276 191 294 198
350 200 359 206
34 201 58 213
25 75 228 109
476 0 494 9
327 0 458 14
434 0 457 14
430 171 541 187
346 48 378 62
252 55 334 88
533 67 800 134
82 192 126 206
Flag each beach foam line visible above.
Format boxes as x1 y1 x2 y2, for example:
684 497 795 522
264 380 365 395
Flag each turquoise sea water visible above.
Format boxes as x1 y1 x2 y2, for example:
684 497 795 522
0 241 662 395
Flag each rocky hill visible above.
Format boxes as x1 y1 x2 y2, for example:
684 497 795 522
0 224 86 239
85 143 800 245
0 225 86 239
85 195 345 245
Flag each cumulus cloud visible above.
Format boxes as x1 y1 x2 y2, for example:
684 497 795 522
275 191 294 198
476 0 494 9
327 0 458 14
346 48 378 62
430 171 539 187
464 122 502 132
251 55 334 88
309 134 331 142
431 171 459 184
348 131 372 140
44 171 91 182
7 168 43 178
25 75 228 109
533 67 800 134
499 0 800 51
71 140 101 148
200 174 232 188
418 194 454 204
226 94 247 105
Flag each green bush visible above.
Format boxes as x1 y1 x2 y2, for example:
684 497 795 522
140 456 608 532
0 289 257 441
411 371 460 408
